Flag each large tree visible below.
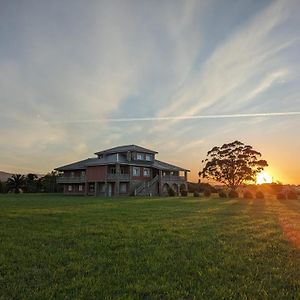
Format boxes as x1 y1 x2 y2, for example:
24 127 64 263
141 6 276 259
40 171 62 193
199 141 268 190
25 173 39 193
7 174 26 193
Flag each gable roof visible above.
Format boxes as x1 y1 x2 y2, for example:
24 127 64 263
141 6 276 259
95 144 157 156
55 158 93 171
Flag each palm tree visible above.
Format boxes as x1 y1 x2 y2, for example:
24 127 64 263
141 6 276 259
7 174 26 193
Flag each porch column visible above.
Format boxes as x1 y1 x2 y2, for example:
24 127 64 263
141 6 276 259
84 182 88 196
129 165 133 195
105 165 108 196
115 163 120 196
184 171 188 181
94 181 97 196
158 170 162 196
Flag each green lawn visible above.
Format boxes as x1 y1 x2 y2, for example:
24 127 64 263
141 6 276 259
1 194 300 299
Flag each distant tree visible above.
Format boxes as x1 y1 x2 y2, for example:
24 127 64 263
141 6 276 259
7 174 26 193
199 141 268 191
0 180 3 193
40 171 62 193
25 173 39 193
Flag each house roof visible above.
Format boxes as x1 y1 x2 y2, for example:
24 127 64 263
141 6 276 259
153 160 190 172
95 144 158 155
85 155 128 166
55 145 189 172
55 158 94 171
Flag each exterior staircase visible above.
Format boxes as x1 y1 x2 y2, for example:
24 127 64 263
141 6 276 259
135 175 159 196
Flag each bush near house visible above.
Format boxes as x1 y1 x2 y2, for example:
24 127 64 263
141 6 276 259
188 182 216 193
218 190 227 198
203 189 211 197
287 190 298 200
167 187 176 197
255 191 265 199
243 191 253 199
228 190 239 198
180 190 188 196
277 193 286 200
193 191 200 197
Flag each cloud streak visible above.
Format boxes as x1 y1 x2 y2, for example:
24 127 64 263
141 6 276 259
37 111 300 124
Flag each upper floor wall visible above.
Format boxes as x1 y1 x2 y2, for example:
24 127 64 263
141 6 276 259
97 151 155 163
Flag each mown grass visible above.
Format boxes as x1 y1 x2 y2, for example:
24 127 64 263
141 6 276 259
1 194 300 299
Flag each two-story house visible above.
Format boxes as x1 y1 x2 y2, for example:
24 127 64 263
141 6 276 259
55 145 189 196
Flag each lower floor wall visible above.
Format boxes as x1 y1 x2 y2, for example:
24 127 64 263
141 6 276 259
62 180 188 197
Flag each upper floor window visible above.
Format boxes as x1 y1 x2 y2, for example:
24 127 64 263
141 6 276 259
70 172 75 177
137 153 143 160
109 167 116 174
81 171 85 177
143 168 150 177
133 167 140 176
145 154 152 161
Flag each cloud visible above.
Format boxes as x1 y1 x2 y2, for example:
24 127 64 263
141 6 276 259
151 0 297 133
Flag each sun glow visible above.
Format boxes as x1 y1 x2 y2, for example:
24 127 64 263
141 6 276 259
256 171 273 184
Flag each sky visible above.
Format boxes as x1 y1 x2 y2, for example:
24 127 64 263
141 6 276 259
0 0 299 184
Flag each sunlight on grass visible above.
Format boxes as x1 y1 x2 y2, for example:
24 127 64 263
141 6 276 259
0 194 300 299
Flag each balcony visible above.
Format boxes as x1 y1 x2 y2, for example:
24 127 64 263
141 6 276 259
106 173 130 181
57 175 86 184
161 175 186 182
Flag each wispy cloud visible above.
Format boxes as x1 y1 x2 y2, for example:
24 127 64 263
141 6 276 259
26 111 300 124
151 0 298 133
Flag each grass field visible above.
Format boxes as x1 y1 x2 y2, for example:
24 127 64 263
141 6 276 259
1 194 300 299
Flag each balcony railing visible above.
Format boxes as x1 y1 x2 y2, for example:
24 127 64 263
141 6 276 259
106 173 130 181
161 175 186 182
57 175 86 184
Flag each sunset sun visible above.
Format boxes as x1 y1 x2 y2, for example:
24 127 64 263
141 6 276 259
256 171 273 184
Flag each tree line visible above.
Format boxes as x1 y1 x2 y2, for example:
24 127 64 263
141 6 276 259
0 171 63 194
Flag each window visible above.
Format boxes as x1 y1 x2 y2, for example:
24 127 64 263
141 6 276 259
68 185 72 192
70 171 74 177
133 167 140 176
79 185 83 192
137 153 143 160
145 154 152 161
81 171 85 177
120 183 127 193
143 168 150 177
109 167 116 174
89 183 95 192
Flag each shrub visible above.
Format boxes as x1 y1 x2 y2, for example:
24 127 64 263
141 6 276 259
203 189 211 197
218 190 227 198
193 191 200 197
181 190 188 197
287 190 297 200
228 190 239 198
277 193 286 200
255 191 264 199
243 191 253 199
167 187 175 197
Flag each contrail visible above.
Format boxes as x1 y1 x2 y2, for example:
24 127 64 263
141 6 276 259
48 111 300 124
